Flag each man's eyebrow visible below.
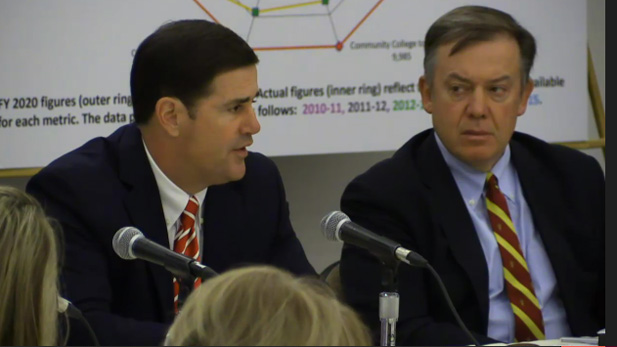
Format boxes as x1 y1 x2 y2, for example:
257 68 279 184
446 73 473 84
222 96 254 108
488 75 512 84
445 73 512 84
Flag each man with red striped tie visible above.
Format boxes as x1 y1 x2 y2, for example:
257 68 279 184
27 20 316 346
339 5 604 346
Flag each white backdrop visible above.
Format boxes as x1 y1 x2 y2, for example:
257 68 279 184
0 0 587 169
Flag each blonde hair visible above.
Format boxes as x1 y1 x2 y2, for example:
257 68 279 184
166 265 372 346
0 186 60 346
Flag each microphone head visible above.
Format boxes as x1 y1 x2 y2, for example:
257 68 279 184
112 227 143 260
320 211 350 242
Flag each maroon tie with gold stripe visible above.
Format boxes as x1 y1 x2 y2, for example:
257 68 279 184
485 172 545 342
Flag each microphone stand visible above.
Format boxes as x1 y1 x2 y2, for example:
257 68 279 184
175 264 217 311
379 260 400 346
176 275 194 311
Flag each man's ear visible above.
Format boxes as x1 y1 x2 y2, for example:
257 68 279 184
517 79 534 117
154 97 187 137
419 76 433 114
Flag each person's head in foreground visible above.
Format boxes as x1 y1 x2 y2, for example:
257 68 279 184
165 265 372 346
0 186 61 346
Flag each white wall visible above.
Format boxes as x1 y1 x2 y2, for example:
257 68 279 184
0 0 605 273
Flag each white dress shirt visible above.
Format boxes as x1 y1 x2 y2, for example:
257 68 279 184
142 141 208 250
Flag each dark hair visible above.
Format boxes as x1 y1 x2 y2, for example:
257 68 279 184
423 6 536 86
130 20 259 124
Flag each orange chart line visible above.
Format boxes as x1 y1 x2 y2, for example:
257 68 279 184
254 44 336 51
193 0 220 23
261 0 322 14
341 0 385 45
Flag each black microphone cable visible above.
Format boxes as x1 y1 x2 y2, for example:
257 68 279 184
423 263 480 346
59 297 100 347
66 304 100 347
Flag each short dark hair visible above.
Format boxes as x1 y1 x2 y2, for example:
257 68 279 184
130 20 259 124
423 6 536 86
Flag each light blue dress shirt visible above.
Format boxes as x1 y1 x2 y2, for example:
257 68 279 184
434 133 570 342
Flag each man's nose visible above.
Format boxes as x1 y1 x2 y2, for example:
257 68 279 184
243 106 261 135
467 88 487 118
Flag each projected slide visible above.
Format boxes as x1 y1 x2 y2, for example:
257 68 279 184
193 0 383 51
0 0 587 169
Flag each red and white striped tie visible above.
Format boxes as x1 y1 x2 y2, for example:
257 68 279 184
172 195 201 313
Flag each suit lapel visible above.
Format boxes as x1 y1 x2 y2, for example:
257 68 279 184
416 133 490 328
201 182 246 272
117 124 174 321
509 140 576 321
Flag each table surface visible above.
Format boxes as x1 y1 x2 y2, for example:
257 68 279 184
482 336 599 346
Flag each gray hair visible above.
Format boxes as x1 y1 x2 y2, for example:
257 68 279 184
423 5 536 86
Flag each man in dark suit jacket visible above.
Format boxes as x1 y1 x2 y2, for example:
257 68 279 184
339 6 604 346
27 20 315 346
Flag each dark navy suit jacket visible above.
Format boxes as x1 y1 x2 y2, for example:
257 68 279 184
340 129 605 346
27 124 316 346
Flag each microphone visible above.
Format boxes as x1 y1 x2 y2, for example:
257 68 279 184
321 211 480 346
112 227 218 280
320 211 427 267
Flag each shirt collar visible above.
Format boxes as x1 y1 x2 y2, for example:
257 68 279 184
142 140 208 230
434 132 516 206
